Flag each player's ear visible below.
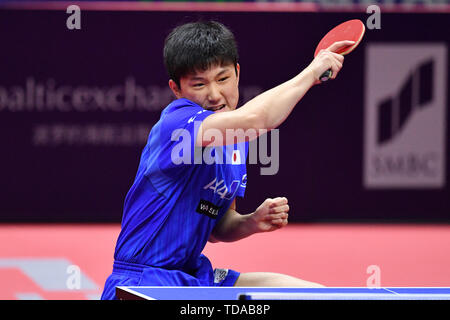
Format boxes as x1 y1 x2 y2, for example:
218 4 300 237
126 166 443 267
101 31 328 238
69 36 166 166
235 63 240 84
168 79 182 99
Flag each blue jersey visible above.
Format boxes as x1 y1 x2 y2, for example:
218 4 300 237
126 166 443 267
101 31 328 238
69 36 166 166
101 98 248 299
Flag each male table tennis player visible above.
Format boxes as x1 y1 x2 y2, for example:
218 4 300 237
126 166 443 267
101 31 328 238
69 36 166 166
101 21 352 299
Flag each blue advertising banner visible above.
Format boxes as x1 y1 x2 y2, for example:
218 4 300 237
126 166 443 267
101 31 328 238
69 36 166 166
0 8 448 222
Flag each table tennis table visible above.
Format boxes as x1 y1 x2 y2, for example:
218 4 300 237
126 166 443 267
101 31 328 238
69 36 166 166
116 286 450 300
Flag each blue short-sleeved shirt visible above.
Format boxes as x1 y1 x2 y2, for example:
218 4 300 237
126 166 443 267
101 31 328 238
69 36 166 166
101 98 248 299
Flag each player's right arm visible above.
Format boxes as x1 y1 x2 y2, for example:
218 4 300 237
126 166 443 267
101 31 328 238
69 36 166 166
196 40 352 147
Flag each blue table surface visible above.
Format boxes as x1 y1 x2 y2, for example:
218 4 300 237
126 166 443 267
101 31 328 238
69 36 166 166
116 286 450 300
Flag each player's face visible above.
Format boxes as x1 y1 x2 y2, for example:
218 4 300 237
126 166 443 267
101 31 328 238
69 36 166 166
169 63 240 113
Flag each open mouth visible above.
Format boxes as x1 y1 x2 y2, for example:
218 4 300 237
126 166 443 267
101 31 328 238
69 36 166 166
211 104 226 112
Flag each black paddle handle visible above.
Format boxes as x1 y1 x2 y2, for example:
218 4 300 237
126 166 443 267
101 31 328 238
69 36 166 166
320 69 333 82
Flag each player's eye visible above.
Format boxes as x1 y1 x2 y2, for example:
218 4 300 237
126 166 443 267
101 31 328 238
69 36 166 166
218 77 229 82
192 83 204 88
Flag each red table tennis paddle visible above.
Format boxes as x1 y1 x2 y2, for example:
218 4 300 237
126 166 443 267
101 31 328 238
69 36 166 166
314 19 365 82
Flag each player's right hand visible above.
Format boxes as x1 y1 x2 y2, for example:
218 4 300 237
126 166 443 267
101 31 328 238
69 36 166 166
306 40 354 84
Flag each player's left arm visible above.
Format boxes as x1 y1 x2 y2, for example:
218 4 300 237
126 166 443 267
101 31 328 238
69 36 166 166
209 197 289 243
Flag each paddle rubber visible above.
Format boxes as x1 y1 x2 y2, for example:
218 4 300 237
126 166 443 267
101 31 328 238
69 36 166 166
314 19 365 82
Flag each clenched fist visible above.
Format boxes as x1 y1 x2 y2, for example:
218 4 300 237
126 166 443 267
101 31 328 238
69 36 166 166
250 197 289 233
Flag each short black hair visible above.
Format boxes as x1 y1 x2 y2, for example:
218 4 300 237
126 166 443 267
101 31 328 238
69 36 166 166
163 21 239 88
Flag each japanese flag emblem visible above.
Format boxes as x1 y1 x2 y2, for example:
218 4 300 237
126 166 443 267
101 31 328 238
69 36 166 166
232 149 241 165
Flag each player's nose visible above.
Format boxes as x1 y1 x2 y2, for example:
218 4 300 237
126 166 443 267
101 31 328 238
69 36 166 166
207 84 222 103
